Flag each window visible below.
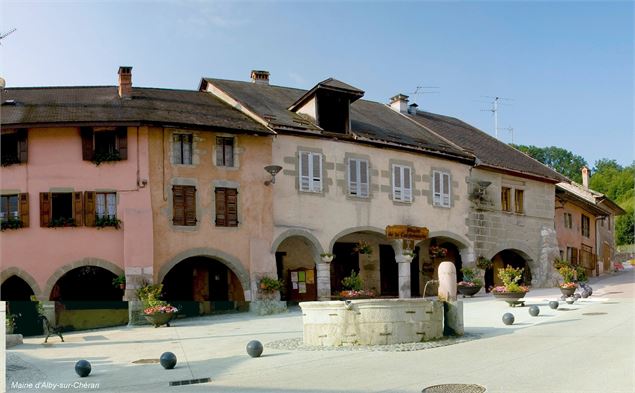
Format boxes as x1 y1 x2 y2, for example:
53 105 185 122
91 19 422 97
514 189 524 214
564 213 573 229
348 158 369 198
501 187 511 212
172 133 193 165
607 216 611 231
83 191 117 227
299 151 323 193
0 193 28 229
96 192 117 219
215 188 238 227
172 185 197 226
433 171 451 207
392 165 412 202
567 246 578 264
581 214 590 237
81 127 127 163
216 137 234 167
40 192 83 227
1 129 28 166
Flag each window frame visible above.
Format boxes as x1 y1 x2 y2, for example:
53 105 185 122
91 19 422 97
348 158 369 198
95 192 117 219
501 187 511 212
564 212 573 229
0 129 28 166
215 187 239 227
581 214 590 238
0 194 19 222
392 164 412 203
432 170 451 208
172 133 193 165
298 151 323 193
216 137 235 167
172 185 197 226
514 189 524 214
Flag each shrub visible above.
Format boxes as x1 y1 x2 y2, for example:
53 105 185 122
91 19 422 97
341 270 363 291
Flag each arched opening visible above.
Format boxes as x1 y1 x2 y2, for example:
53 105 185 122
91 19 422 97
330 230 392 297
1 276 42 336
486 249 532 289
275 236 318 302
162 256 245 317
50 265 127 330
416 237 466 296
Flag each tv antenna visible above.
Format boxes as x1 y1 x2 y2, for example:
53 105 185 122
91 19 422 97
0 28 17 44
410 85 440 96
480 96 513 139
498 125 514 144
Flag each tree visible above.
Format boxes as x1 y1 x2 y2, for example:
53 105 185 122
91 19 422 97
615 207 634 246
510 144 588 183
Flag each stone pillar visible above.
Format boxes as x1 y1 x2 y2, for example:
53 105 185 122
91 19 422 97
438 261 457 301
397 258 412 299
316 258 332 301
125 266 153 326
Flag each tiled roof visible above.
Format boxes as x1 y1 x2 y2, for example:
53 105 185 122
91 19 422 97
556 182 626 215
1 86 271 134
203 78 473 161
410 111 567 182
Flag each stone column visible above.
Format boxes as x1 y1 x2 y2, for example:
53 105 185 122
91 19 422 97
396 256 413 299
316 255 333 301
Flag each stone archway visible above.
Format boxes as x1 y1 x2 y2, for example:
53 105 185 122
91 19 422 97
487 248 534 289
42 258 124 302
416 232 470 296
1 274 42 336
1 267 41 299
274 234 320 302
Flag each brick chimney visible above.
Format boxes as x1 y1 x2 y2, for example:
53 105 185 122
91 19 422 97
118 66 133 99
250 70 270 85
407 103 419 115
581 166 590 188
389 94 409 113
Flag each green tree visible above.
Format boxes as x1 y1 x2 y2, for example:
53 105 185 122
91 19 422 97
615 207 634 245
510 144 588 182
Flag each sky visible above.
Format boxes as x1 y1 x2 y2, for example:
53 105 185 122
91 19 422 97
1 0 633 168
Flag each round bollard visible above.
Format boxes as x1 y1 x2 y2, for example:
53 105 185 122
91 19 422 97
528 305 540 317
574 293 581 300
502 313 515 325
160 352 177 369
74 360 91 378
566 297 575 304
246 340 263 358
549 301 559 310
581 290 590 298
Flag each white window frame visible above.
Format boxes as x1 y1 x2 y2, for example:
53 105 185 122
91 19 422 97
173 133 193 165
392 164 412 202
433 170 451 208
299 151 323 193
348 158 369 198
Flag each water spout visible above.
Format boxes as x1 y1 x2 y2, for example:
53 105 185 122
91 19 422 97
423 280 439 298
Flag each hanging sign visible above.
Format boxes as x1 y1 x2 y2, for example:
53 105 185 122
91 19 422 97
385 225 429 240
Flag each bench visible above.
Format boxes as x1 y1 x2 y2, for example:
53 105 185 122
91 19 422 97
39 315 64 343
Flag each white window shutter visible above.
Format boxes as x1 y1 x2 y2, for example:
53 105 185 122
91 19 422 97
393 165 401 201
311 153 322 192
433 171 441 205
349 159 358 195
299 151 310 191
359 160 369 197
403 166 412 202
442 173 450 207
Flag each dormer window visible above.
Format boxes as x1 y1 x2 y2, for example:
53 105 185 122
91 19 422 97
288 78 364 134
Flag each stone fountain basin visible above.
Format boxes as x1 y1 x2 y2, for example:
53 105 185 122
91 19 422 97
299 298 444 346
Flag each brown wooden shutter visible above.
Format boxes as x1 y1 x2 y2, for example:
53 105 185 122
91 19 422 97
215 188 226 226
184 186 197 226
227 188 238 227
19 193 29 228
84 191 96 227
172 185 185 225
40 192 51 227
117 127 128 160
17 129 28 163
81 127 94 161
73 191 84 226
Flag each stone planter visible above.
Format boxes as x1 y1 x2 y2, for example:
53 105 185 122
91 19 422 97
492 291 527 307
144 312 174 328
559 286 576 297
457 285 481 298
320 255 334 263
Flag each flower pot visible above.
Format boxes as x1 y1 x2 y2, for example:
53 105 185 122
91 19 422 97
144 312 174 328
321 255 334 263
492 291 527 307
559 287 576 297
457 285 481 298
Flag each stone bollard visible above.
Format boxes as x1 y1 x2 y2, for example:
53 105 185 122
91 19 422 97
438 262 457 301
438 262 463 336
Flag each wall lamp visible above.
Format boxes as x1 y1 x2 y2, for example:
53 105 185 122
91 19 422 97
264 165 283 186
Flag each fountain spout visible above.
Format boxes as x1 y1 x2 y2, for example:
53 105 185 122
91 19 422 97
423 280 439 298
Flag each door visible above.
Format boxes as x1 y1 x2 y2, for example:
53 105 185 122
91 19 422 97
331 243 359 293
380 244 398 297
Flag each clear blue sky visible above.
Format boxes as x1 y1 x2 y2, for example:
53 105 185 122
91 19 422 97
2 1 633 168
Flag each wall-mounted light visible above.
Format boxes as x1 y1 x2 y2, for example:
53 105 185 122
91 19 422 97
264 165 283 186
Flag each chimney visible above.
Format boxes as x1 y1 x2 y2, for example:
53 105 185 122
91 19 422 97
407 103 419 115
118 66 133 99
581 166 590 188
250 70 270 85
389 93 409 113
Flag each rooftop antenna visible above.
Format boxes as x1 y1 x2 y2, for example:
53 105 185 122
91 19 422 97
410 85 440 96
0 28 17 44
480 96 513 139
498 125 514 144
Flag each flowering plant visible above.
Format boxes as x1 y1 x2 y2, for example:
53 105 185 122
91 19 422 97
557 266 576 283
491 284 530 294
459 267 482 287
560 282 577 289
143 305 178 315
341 270 363 291
494 266 529 293
458 281 481 287
259 276 284 292
428 246 448 258
476 256 493 270
353 241 373 255
340 289 376 298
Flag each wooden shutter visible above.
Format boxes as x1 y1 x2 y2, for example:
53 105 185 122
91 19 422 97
80 127 94 161
117 128 128 160
184 186 197 226
403 167 412 202
348 159 358 195
359 160 369 197
172 185 185 225
73 192 84 226
40 192 51 227
299 152 310 191
84 191 96 227
215 188 227 226
19 193 29 228
226 188 238 226
17 129 28 163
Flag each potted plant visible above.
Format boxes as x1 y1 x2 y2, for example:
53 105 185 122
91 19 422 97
6 312 18 334
340 270 375 299
428 245 448 259
96 216 122 229
476 256 493 270
112 274 126 290
259 276 284 293
557 265 578 296
1 218 23 231
320 253 335 263
491 266 530 306
457 267 482 297
137 283 178 327
353 241 373 255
